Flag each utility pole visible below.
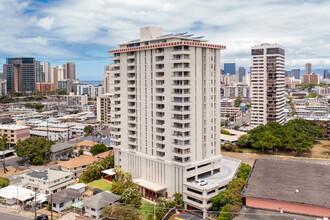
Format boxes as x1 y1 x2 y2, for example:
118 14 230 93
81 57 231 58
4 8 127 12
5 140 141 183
50 193 53 220
34 186 37 220
47 121 49 141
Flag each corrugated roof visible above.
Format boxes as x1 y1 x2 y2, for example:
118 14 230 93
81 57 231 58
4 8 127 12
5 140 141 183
83 191 120 209
47 188 82 204
50 143 74 153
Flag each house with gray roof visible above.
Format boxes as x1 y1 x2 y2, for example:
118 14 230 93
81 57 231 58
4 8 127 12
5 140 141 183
20 169 74 195
50 142 74 160
83 191 120 219
47 188 83 213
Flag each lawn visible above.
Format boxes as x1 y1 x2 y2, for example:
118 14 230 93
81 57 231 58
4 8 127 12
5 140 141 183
87 179 112 191
139 200 154 219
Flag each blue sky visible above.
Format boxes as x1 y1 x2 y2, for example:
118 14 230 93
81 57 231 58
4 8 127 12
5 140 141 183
1 0 330 80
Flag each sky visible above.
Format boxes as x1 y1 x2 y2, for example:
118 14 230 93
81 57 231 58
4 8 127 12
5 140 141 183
1 0 330 80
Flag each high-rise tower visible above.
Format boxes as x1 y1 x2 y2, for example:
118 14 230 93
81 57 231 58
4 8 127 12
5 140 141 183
108 27 229 214
251 43 285 127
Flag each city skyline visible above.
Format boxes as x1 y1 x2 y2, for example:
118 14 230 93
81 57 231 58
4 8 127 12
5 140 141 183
1 0 330 80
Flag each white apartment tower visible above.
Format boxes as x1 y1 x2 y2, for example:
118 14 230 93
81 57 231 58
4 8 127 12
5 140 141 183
108 27 228 213
251 43 285 127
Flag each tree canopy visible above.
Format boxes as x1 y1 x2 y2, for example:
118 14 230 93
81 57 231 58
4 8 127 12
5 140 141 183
84 125 94 136
0 177 10 188
79 154 114 183
235 98 242 107
237 119 323 152
103 204 141 220
90 143 108 155
15 137 54 165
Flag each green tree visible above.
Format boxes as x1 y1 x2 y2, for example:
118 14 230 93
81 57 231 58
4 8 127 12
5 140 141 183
56 89 67 95
235 98 242 107
84 125 94 136
0 177 10 188
250 130 281 150
146 198 176 220
103 204 141 220
237 134 250 148
0 134 9 173
79 155 114 183
15 137 54 165
90 143 108 155
211 190 231 211
78 149 84 155
120 185 142 207
111 167 134 195
237 163 251 180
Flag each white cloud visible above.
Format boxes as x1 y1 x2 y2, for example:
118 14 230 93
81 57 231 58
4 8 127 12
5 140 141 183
37 16 55 31
1 0 330 71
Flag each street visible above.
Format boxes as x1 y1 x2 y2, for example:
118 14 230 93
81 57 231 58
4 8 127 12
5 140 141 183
0 212 32 220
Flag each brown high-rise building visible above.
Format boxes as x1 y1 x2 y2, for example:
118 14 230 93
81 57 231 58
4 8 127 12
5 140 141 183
305 63 312 75
64 62 76 80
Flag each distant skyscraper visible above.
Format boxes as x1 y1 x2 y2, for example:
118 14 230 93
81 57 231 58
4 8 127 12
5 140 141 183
285 71 292 77
64 62 76 80
238 67 245 82
292 69 300 80
324 70 329 79
0 72 3 80
42 62 51 83
251 43 285 127
305 63 312 75
35 61 44 83
224 63 236 74
3 57 36 92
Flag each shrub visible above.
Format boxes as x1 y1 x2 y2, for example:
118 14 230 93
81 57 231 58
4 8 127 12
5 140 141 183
237 163 251 180
0 177 10 188
222 143 238 152
78 149 84 155
221 129 231 135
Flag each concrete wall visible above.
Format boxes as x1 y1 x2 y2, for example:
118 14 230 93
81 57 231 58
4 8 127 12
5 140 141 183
246 197 330 217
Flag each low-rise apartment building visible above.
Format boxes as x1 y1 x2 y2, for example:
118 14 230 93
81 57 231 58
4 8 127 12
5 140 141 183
20 169 74 195
64 93 88 106
0 124 30 145
223 85 250 98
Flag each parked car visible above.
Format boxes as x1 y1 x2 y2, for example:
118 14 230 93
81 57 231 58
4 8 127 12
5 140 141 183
195 179 208 186
76 153 80 157
200 179 208 186
69 154 75 158
60 157 69 161
37 215 49 220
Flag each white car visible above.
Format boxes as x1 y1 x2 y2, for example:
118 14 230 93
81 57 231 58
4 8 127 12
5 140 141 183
200 179 208 186
195 179 208 186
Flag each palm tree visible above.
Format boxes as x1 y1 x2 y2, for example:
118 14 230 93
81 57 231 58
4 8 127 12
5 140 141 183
0 133 9 173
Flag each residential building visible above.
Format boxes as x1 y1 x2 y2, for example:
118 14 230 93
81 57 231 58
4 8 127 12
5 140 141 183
56 66 66 81
58 79 74 93
238 67 245 82
64 62 76 80
243 73 251 86
59 155 99 177
96 93 112 125
0 80 7 96
224 63 236 74
250 43 285 127
41 62 51 83
64 93 88 106
3 57 37 92
103 65 114 94
49 143 74 161
0 185 34 206
242 158 330 218
303 73 320 84
305 62 312 75
109 26 240 217
0 124 30 145
0 72 3 79
292 69 300 80
20 169 74 194
35 82 55 92
76 84 104 98
220 98 240 117
285 70 292 77
83 191 121 219
223 85 250 98
47 188 82 213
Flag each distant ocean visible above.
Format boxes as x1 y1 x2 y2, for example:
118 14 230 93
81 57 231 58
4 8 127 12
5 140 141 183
80 80 102 84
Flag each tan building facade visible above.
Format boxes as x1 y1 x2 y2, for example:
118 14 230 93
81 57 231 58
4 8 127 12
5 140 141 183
0 124 30 145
